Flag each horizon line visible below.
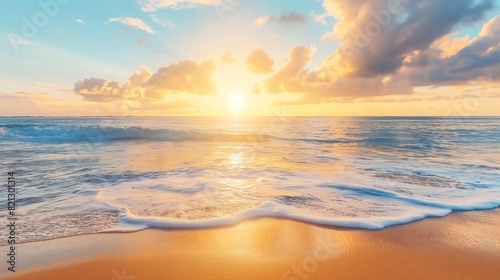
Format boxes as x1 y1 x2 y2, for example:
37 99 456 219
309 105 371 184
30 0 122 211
1 115 499 118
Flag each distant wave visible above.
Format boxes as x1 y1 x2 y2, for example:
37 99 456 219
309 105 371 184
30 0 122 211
0 125 272 143
0 125 494 154
0 125 386 145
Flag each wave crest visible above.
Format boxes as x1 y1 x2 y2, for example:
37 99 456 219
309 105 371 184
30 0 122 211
0 125 272 143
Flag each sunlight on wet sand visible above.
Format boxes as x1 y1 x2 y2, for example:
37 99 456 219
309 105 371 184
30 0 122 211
3 209 500 280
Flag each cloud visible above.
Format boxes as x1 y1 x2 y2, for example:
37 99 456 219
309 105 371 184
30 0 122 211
74 78 123 102
122 67 154 100
151 14 175 29
137 0 222 12
321 0 494 78
0 91 174 116
105 17 155 34
27 83 72 93
352 83 500 103
254 11 308 27
254 1 499 103
246 46 274 74
406 16 500 85
146 60 216 98
254 16 269 27
0 92 55 116
74 67 153 102
74 60 217 104
76 19 86 25
7 33 34 52
220 52 236 64
136 36 152 48
253 45 317 93
310 11 328 25
0 92 53 100
135 37 163 55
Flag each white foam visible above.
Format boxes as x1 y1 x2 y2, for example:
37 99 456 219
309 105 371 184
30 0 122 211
113 201 454 230
94 174 500 231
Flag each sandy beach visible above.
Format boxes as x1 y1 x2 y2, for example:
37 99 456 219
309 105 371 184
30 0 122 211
3 0 500 278
1 208 499 280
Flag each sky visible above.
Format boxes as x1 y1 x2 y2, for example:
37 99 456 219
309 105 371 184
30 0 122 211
1 0 499 116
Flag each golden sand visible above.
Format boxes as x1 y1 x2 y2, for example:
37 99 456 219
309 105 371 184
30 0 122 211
2 209 500 280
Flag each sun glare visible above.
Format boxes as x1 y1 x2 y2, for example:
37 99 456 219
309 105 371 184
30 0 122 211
228 91 246 112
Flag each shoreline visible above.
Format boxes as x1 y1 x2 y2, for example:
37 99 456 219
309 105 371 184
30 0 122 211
6 205 500 247
2 208 500 279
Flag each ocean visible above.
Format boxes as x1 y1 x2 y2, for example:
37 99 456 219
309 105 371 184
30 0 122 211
1 117 499 244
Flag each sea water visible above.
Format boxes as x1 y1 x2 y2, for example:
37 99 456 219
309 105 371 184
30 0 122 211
0 117 499 243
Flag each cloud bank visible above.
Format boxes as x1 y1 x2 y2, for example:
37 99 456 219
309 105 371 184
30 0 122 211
74 60 217 107
254 0 499 103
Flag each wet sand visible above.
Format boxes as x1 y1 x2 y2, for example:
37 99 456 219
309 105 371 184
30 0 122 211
2 209 500 280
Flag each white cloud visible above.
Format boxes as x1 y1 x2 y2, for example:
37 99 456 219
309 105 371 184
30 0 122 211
7 35 34 46
76 19 87 25
105 17 155 34
310 11 328 25
254 16 270 26
151 14 175 29
137 0 222 12
6 33 35 52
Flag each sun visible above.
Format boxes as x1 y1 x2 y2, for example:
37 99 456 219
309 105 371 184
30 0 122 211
228 91 246 112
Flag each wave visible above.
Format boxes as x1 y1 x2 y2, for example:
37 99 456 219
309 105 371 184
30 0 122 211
0 125 272 143
102 194 500 232
0 125 364 145
95 177 500 232
1 123 497 151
